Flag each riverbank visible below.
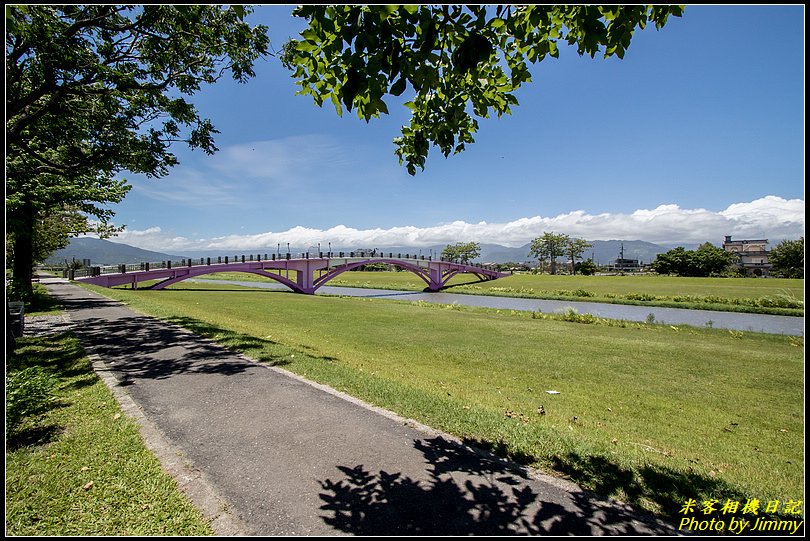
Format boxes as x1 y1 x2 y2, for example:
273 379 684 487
194 271 804 317
186 278 805 336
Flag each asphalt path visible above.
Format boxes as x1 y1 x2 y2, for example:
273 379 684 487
43 278 678 535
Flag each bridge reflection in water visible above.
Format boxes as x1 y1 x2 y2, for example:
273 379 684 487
76 255 509 294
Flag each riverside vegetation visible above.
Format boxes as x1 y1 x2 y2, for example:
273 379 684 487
72 280 803 527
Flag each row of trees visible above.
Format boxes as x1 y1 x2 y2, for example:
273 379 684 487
441 233 594 275
650 243 734 277
528 232 593 275
6 5 683 300
440 242 481 264
650 238 804 278
444 236 804 278
769 238 804 278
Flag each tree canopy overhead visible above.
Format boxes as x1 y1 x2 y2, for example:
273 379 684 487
5 5 270 298
6 5 269 178
282 4 684 174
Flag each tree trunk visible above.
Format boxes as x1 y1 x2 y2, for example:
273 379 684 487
9 204 35 301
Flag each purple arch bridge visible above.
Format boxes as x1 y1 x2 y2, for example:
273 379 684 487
76 255 510 294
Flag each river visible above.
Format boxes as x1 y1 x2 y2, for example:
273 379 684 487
185 279 804 336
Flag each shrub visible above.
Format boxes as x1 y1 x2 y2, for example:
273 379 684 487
5 366 59 434
625 293 657 301
572 288 595 297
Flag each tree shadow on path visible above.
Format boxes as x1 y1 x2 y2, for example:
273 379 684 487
318 436 677 535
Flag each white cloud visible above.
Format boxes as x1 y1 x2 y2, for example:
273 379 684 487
105 196 804 252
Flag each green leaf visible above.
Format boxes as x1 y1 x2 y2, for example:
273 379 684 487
342 67 360 111
380 5 400 18
390 76 407 96
329 92 343 116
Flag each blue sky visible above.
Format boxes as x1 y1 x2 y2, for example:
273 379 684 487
107 5 805 252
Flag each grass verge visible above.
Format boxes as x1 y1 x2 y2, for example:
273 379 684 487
78 281 805 526
5 329 213 536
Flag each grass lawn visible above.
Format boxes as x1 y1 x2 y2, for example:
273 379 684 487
80 281 805 524
5 330 213 536
193 271 804 316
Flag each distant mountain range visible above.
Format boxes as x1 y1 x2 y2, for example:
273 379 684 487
44 237 702 266
44 237 186 266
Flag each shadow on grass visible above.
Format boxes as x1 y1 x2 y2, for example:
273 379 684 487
7 424 65 451
550 452 749 521
466 436 800 533
7 331 86 373
549 452 804 534
164 315 296 367
24 283 64 313
6 331 87 449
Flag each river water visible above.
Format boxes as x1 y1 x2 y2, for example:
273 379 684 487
186 279 804 336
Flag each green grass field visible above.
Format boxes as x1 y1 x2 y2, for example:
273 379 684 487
79 281 805 523
6 330 213 536
194 271 804 316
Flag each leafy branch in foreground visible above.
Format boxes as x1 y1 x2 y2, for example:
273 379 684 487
282 5 684 174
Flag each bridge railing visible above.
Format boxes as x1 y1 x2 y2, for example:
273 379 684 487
68 252 504 279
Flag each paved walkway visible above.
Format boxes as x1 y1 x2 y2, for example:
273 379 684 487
39 279 677 535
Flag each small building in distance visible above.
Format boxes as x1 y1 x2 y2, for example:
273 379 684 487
606 242 646 273
613 257 642 271
722 236 771 277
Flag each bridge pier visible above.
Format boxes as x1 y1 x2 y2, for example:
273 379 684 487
290 259 330 294
428 265 445 291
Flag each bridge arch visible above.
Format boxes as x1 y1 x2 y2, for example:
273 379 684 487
312 259 433 291
151 267 307 293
